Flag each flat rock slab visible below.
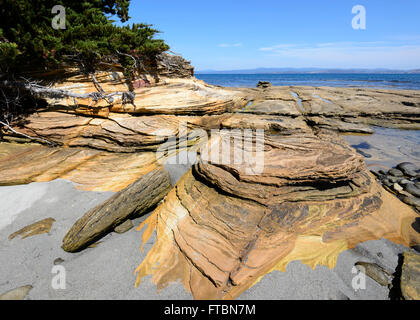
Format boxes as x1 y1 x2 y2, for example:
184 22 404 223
0 142 161 192
241 100 301 116
9 218 55 240
62 168 172 252
0 285 32 300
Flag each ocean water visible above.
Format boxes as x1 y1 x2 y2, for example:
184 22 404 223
342 127 420 168
195 73 420 90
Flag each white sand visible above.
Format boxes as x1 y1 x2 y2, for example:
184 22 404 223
0 179 412 300
0 183 48 230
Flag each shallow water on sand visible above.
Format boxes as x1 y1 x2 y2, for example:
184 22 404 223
342 127 420 169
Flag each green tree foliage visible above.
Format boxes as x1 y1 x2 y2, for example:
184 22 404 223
0 0 169 75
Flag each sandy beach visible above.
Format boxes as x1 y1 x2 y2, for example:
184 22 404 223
0 173 414 300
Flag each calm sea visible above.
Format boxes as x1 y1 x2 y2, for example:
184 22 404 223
195 73 420 90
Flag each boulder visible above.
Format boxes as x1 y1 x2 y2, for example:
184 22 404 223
257 81 272 89
397 162 418 175
62 168 172 252
399 195 420 209
155 53 194 78
388 168 404 177
406 184 420 198
393 183 404 193
401 251 420 300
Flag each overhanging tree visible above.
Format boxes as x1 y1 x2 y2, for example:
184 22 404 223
0 0 169 143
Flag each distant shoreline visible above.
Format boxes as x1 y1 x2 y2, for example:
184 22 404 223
196 69 420 75
195 73 420 90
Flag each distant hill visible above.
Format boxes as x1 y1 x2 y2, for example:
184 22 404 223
196 68 420 74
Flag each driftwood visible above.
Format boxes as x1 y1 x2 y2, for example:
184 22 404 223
62 168 172 252
0 79 136 105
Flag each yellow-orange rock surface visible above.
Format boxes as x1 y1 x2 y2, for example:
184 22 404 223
1 69 420 300
135 127 420 300
0 142 160 192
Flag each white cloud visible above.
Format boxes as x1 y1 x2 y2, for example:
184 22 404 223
218 43 242 48
259 44 298 51
257 41 420 69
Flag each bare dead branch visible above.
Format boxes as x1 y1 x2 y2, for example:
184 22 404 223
0 79 136 107
0 120 56 146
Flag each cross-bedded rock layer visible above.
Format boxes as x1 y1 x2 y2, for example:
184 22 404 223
1 72 420 300
134 125 420 299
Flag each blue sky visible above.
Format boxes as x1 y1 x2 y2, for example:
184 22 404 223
124 0 420 71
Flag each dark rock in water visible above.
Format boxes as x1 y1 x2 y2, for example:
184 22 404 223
257 81 272 89
382 179 393 188
352 142 371 150
393 183 404 193
388 168 404 177
400 251 420 300
405 170 418 178
378 170 387 176
400 195 420 208
356 149 372 158
355 262 393 287
397 162 418 174
399 179 413 186
370 170 382 178
406 184 420 198
388 176 401 184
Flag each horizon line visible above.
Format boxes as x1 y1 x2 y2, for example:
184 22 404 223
195 67 420 73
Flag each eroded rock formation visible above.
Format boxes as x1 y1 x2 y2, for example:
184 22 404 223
1 63 420 300
134 125 420 299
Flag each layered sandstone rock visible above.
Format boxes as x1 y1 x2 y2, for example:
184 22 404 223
291 86 420 130
40 75 246 117
241 86 420 131
134 127 420 300
4 84 420 151
155 53 195 78
0 142 161 192
8 111 186 152
1 70 420 301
